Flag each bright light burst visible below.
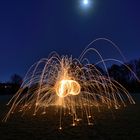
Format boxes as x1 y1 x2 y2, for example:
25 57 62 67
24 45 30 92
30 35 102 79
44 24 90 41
4 38 138 130
55 79 81 98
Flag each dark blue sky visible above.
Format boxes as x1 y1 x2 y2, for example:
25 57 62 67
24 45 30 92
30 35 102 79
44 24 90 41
0 0 140 82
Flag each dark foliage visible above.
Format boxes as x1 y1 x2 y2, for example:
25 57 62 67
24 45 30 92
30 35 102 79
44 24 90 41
0 74 22 95
108 59 140 93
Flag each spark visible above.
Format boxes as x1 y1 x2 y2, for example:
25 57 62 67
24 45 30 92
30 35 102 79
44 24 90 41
4 38 138 129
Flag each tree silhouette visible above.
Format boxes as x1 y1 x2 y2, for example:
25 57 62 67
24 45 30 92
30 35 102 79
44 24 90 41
10 74 22 86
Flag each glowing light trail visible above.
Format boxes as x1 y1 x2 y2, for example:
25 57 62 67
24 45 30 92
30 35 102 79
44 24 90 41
55 79 81 98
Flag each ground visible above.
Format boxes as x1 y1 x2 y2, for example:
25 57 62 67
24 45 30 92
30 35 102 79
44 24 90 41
0 96 140 140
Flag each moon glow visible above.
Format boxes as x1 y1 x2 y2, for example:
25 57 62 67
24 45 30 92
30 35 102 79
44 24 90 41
83 0 89 5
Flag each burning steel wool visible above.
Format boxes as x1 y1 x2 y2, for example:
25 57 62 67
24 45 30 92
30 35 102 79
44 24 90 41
4 38 138 130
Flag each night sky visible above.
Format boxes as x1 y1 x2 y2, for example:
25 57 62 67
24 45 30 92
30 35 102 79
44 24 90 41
0 0 140 82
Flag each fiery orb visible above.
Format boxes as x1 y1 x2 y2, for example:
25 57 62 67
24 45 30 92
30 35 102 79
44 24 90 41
55 79 81 98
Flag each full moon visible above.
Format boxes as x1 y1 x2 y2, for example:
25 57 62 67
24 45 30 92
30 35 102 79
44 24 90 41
80 0 92 10
83 0 89 5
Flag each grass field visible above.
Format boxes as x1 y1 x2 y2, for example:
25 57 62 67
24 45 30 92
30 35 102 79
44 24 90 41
0 96 140 140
